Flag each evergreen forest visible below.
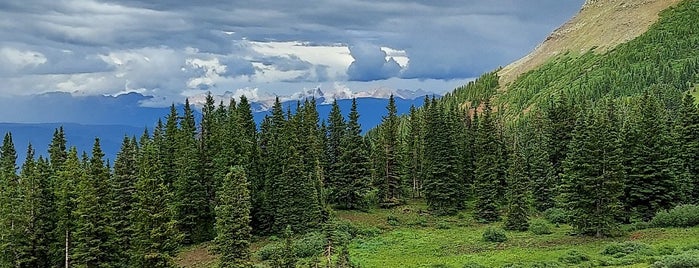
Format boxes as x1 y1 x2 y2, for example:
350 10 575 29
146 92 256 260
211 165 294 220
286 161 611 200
1 0 699 267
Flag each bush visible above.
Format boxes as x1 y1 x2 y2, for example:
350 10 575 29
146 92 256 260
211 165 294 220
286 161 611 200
436 221 451 230
462 262 486 268
530 220 553 235
257 232 327 261
558 250 590 265
293 232 327 258
387 214 400 226
651 250 699 268
482 226 508 243
623 221 651 232
601 241 655 257
544 208 569 224
650 204 699 228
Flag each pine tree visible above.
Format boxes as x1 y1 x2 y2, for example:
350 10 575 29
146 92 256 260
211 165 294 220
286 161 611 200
473 101 502 222
325 100 346 203
423 100 465 215
504 142 530 231
214 166 252 268
174 99 211 244
405 105 425 198
623 92 675 221
562 103 624 237
673 93 699 204
72 138 115 267
55 147 82 268
333 98 371 210
0 133 21 266
198 94 219 242
528 114 556 212
131 138 181 267
109 136 138 266
379 95 402 206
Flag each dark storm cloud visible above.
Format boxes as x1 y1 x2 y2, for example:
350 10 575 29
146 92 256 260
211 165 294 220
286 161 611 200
0 0 584 96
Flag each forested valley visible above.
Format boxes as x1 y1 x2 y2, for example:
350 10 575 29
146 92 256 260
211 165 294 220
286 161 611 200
2 0 699 267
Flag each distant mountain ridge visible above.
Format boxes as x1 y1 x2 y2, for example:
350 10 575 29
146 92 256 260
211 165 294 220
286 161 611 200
0 89 428 164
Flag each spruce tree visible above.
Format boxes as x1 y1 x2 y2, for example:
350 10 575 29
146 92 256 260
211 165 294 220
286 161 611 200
562 103 624 237
0 133 21 266
504 143 530 231
72 138 115 266
673 93 699 204
423 101 464 215
110 136 138 266
325 100 346 203
623 92 675 221
528 114 556 212
473 101 502 222
334 98 371 210
379 95 402 206
55 148 82 268
16 145 53 266
131 138 181 267
214 166 252 268
174 99 211 244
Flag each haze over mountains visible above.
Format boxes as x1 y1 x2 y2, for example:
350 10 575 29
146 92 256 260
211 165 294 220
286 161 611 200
0 88 428 163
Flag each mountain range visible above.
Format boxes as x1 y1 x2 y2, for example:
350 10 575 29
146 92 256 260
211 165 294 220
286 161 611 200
0 87 431 164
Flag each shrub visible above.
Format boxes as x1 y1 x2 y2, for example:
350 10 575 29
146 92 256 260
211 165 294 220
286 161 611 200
651 250 699 268
293 232 327 258
650 204 699 228
482 226 508 243
436 221 451 230
558 250 590 264
623 221 651 232
387 214 400 226
543 208 569 224
601 241 655 257
257 232 327 261
530 220 553 235
462 262 486 268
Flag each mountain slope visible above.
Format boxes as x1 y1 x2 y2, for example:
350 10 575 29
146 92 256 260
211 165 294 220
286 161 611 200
498 0 682 87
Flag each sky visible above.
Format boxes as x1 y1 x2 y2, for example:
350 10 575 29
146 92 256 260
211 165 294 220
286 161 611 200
0 0 585 107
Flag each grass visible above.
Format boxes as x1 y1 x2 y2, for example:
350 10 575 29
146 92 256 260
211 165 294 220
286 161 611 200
341 202 699 268
178 200 699 267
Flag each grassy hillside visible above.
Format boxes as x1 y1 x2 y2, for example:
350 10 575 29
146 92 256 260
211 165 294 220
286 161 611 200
498 0 682 86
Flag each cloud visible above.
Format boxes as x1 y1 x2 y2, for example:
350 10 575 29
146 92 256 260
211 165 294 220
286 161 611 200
0 0 584 107
347 43 404 81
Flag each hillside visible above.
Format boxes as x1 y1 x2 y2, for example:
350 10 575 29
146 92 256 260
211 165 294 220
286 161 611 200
498 0 682 87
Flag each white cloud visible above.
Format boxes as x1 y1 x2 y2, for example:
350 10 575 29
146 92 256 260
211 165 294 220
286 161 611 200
0 47 47 73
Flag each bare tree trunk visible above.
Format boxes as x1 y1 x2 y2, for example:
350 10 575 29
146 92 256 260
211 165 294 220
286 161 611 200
65 230 69 268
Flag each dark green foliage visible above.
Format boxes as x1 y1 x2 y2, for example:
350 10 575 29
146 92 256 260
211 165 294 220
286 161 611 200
650 204 699 228
174 99 211 244
474 101 504 223
131 139 181 267
558 250 589 265
543 208 569 225
423 100 467 215
673 94 699 204
504 145 530 231
214 166 252 268
326 100 347 203
0 133 22 266
55 148 81 267
529 220 552 235
378 95 403 206
333 98 371 210
561 102 624 237
601 242 655 257
651 250 699 268
110 137 138 266
72 138 116 267
482 226 507 243
197 94 218 242
623 92 676 221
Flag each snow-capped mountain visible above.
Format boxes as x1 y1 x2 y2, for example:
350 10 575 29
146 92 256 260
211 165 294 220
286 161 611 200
188 86 437 112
